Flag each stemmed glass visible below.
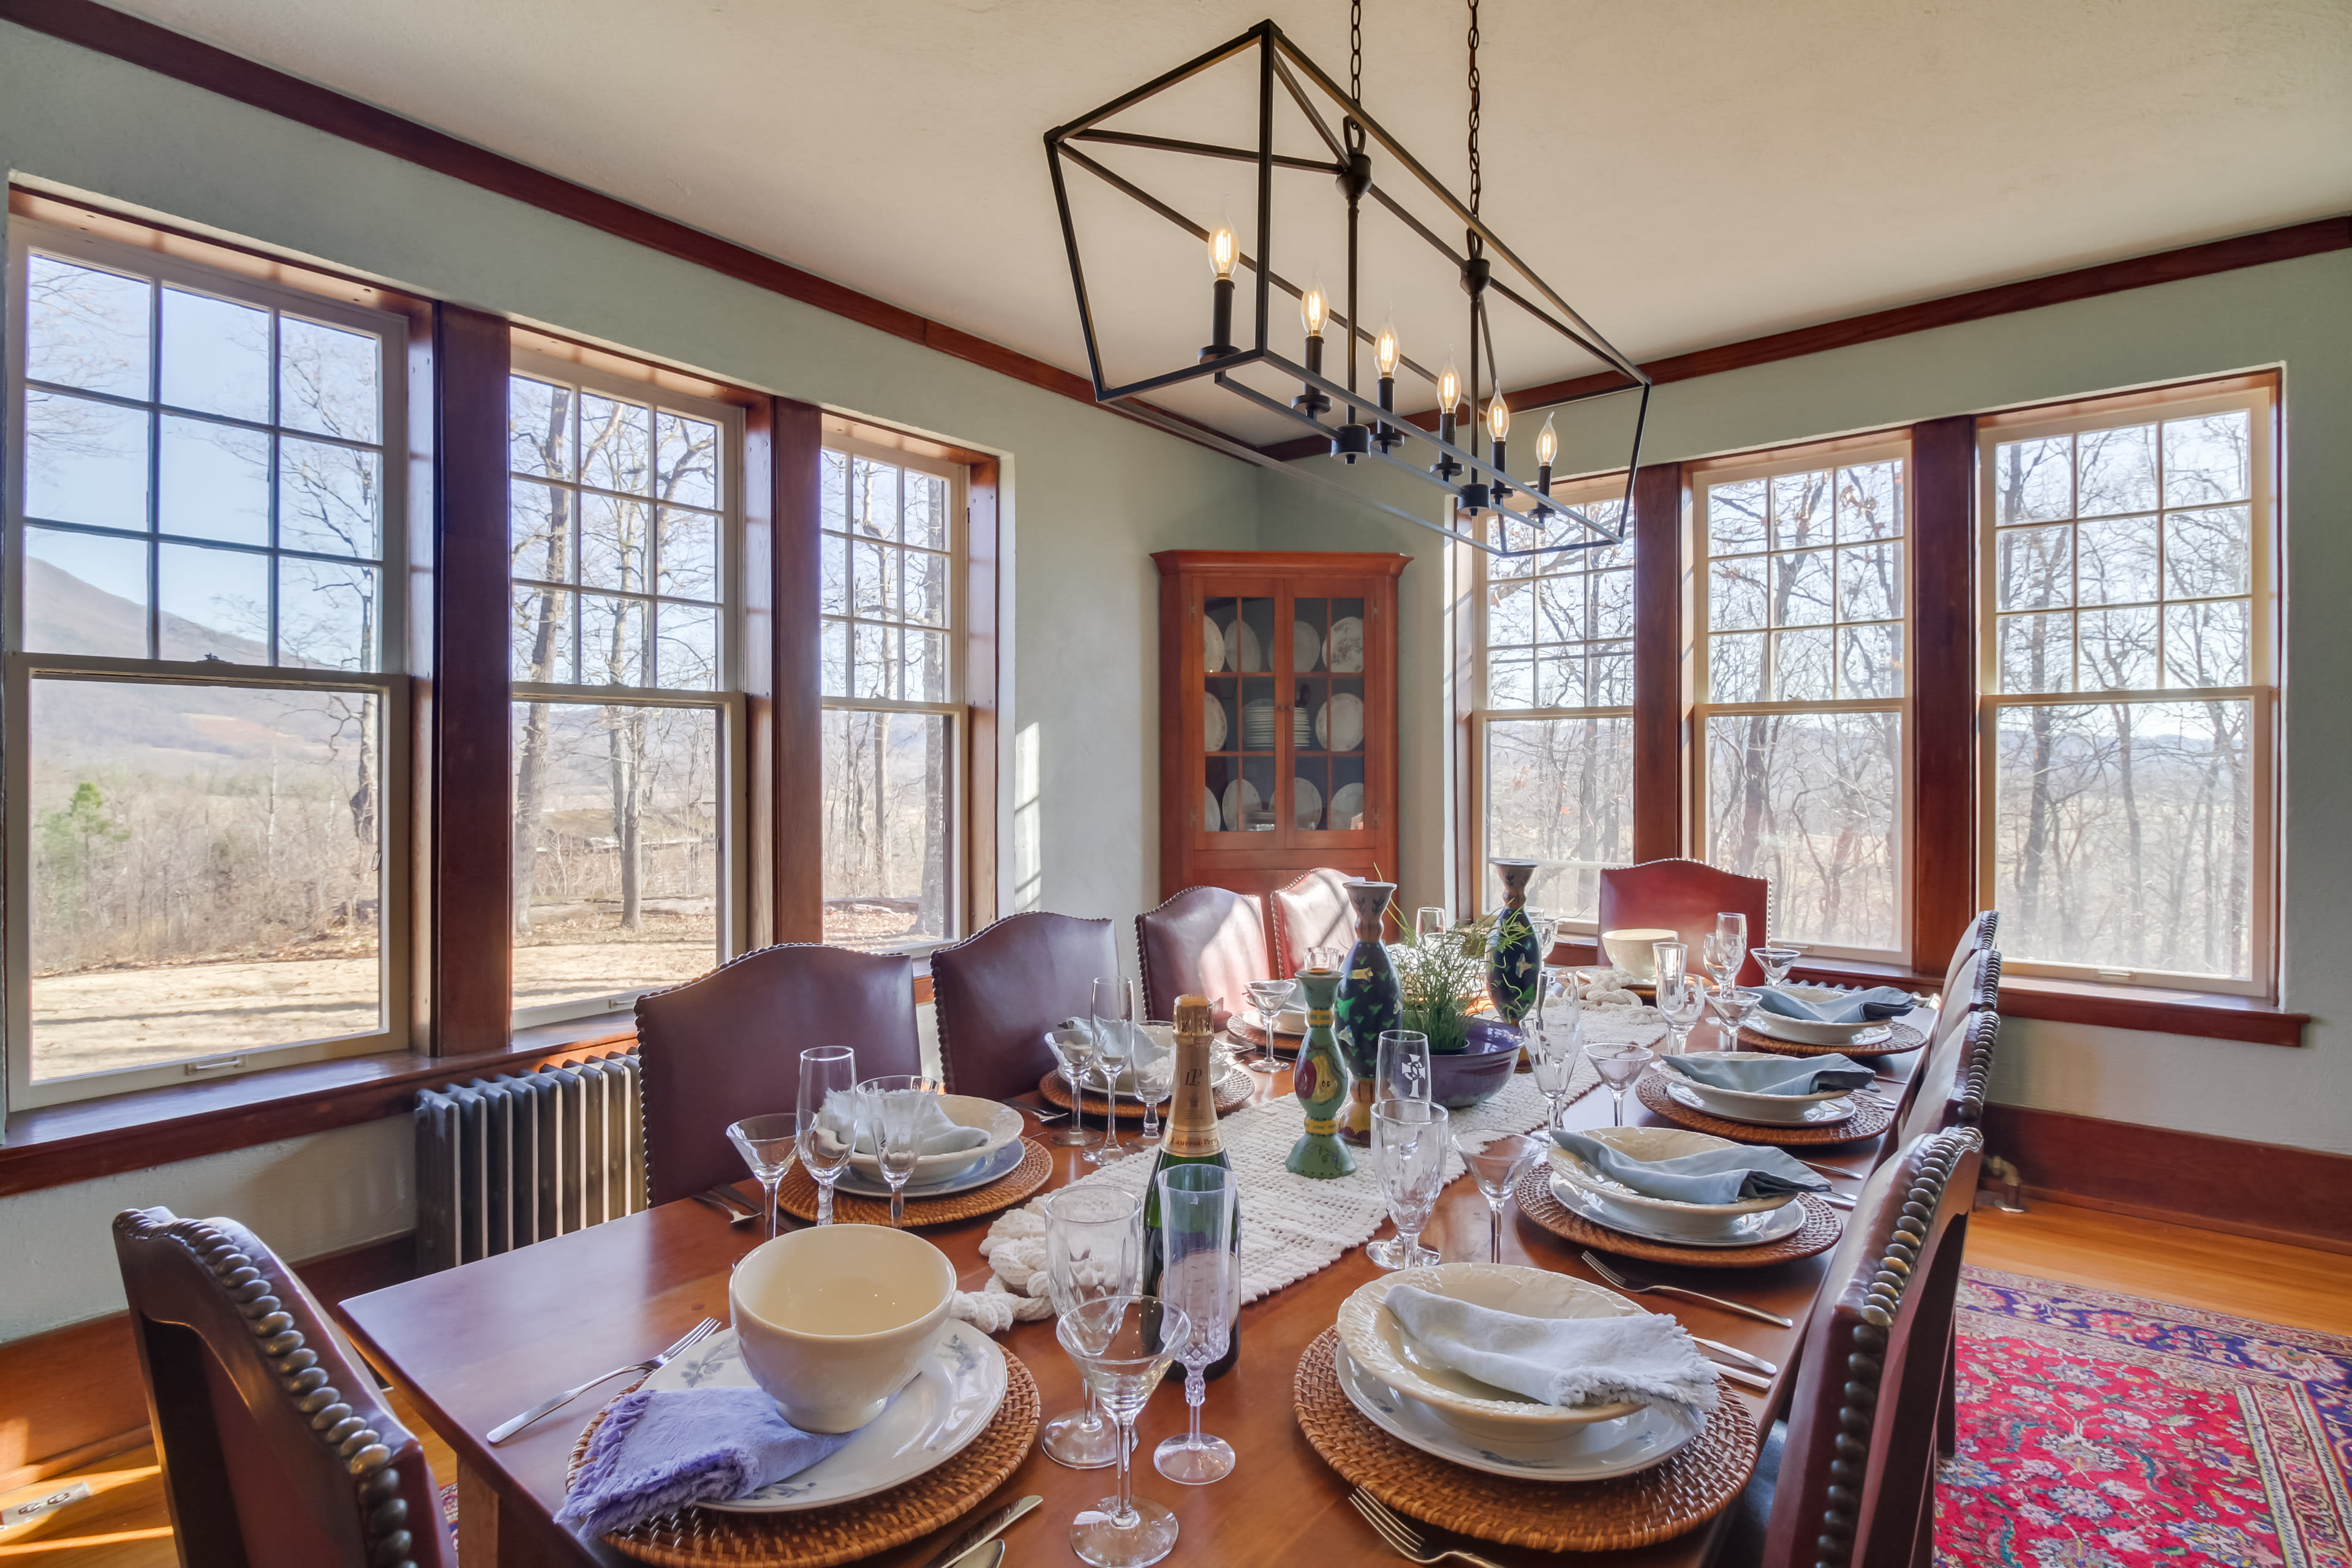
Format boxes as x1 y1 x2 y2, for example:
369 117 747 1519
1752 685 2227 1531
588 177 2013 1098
1087 977 1137 1166
1244 978 1292 1072
854 1074 941 1228
796 1046 857 1227
1366 1098 1449 1270
1041 1187 1142 1470
1657 970 1709 1056
1708 985 1763 1049
1527 988 1585 1132
1589 1044 1656 1126
1151 1166 1238 1485
1700 930 1741 996
1751 943 1804 989
1376 1028 1432 1104
1452 1131 1540 1264
1653 939 1688 995
1526 906 1559 969
1058 1295 1188 1568
1045 1027 1100 1148
1413 907 1450 945
1305 944 1344 974
1133 1024 1174 1141
1714 912 1749 974
726 1115 801 1240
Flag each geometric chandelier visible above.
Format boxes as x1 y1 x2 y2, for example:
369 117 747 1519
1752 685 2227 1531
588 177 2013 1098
1045 9 1649 557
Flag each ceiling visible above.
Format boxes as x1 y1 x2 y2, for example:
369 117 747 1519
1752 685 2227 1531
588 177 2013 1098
96 0 2352 444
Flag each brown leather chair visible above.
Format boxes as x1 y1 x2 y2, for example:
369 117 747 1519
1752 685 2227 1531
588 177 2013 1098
1940 908 1999 1000
931 912 1118 1103
113 1207 452 1568
1268 867 1356 979
635 943 918 1206
1898 1007 1999 1146
1136 886 1270 1030
1596 858 1770 985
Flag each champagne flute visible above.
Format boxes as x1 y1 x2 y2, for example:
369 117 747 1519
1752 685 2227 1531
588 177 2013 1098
1653 939 1688 994
1244 978 1291 1071
1376 1028 1432 1104
1042 1187 1144 1471
725 1114 800 1241
1589 1044 1655 1126
796 1046 857 1227
1088 976 1138 1165
1133 1023 1175 1140
1413 906 1450 945
1658 971 1709 1056
1714 911 1749 982
1528 1015 1584 1133
1452 1130 1540 1264
1151 1166 1238 1485
855 1074 940 1228
1366 1098 1448 1270
1526 906 1558 969
1700 931 1740 995
1046 1026 1101 1148
1059 1295 1187 1567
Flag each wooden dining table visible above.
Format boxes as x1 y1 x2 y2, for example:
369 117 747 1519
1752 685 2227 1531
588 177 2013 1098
341 1019 1929 1568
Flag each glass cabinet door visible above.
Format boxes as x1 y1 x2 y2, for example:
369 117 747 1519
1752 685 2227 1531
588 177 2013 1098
1202 594 1279 834
1288 592 1370 837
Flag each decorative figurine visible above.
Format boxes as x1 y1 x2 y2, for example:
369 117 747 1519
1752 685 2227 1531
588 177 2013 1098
1332 879 1401 1145
1487 859 1542 1025
1286 967 1355 1177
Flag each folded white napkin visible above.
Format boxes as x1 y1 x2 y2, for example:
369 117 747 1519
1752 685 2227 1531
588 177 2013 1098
821 1088 990 1157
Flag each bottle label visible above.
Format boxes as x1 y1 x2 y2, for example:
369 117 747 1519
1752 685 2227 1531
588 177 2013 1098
1164 1020 1223 1159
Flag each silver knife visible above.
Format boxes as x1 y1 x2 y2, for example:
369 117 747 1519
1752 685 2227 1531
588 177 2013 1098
918 1495 1040 1568
1708 1360 1772 1393
948 1544 1006 1568
1691 1336 1778 1376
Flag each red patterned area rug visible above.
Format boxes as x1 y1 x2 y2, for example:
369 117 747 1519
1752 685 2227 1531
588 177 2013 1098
1940 1266 2352 1568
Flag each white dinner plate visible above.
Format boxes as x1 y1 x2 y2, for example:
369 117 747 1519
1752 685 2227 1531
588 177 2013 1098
1235 620 1264 673
1204 695 1227 753
1747 987 1898 1046
1332 1341 1696 1482
1202 616 1226 673
845 1096 1023 1183
1662 1077 1858 1129
1295 619 1322 672
1329 781 1365 831
1295 777 1323 830
1203 785 1221 832
1221 778 1263 831
1316 691 1365 751
1327 616 1365 673
1551 1175 1811 1250
835 1136 1027 1197
642 1322 1007 1512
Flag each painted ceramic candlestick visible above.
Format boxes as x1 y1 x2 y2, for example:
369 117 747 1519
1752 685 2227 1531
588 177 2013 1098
1286 967 1355 1177
1332 879 1401 1146
1487 859 1542 1025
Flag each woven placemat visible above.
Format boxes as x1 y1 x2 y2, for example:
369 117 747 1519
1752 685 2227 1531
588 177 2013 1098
1292 1329 1755 1552
1738 1019 1924 1058
1224 1018 1301 1057
568 1348 1041 1568
1038 1066 1256 1120
775 1139 1051 1227
1514 1168 1844 1268
1637 1072 1895 1146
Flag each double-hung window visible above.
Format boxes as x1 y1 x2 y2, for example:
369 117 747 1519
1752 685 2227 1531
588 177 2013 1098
1692 444 1910 958
6 221 409 1104
507 354 744 1023
1979 380 2276 991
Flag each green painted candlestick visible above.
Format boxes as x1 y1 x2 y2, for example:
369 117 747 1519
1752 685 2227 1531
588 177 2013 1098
1286 968 1355 1178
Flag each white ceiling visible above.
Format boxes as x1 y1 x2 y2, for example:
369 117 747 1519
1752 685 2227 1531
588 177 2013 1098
98 0 2352 443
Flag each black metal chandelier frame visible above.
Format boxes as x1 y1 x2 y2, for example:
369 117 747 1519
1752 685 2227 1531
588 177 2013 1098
1044 18 1649 558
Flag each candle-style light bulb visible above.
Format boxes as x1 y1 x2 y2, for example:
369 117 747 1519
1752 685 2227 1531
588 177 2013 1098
1208 225 1238 281
1437 360 1461 416
1376 318 1400 378
1536 412 1558 469
1487 394 1511 443
1300 279 1329 339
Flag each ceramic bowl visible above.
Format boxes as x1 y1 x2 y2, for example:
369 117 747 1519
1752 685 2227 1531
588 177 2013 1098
1333 1263 1649 1441
1653 1052 1855 1126
729 1224 956 1432
845 1094 1024 1182
1548 1125 1795 1240
1747 986 1895 1046
1600 929 1679 979
1428 1023 1523 1108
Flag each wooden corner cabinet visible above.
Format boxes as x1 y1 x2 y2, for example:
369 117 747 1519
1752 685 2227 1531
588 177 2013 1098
1154 550 1407 900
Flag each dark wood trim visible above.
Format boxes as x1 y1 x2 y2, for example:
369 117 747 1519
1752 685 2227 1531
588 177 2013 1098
1630 462 1686 861
1784 955 2307 1046
1982 1104 2352 1254
742 398 778 950
1909 415 1977 974
966 458 1002 933
771 396 825 943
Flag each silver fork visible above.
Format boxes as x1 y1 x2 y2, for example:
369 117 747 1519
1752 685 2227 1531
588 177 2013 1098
1349 1489 1507 1568
488 1317 721 1443
1580 1250 1795 1328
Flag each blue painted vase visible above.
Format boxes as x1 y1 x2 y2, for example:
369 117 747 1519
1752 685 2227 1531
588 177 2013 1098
1333 879 1400 1146
1486 859 1542 1025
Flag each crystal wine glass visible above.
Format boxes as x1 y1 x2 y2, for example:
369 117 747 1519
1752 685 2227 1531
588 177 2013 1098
1087 976 1137 1165
1366 1098 1448 1270
1714 911 1749 972
1376 1028 1432 1104
796 1046 857 1227
1133 1023 1175 1141
1589 1044 1656 1126
1042 1186 1143 1471
1708 985 1763 1049
1700 930 1740 995
1657 971 1709 1056
1244 978 1291 1072
1528 1015 1585 1133
1653 939 1688 994
1059 1295 1188 1567
1413 906 1450 945
1151 1165 1237 1485
726 1114 801 1241
854 1074 941 1228
1045 1027 1101 1148
1526 906 1558 970
1751 943 1804 989
1452 1130 1539 1264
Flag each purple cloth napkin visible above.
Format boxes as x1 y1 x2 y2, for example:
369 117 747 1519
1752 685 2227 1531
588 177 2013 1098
556 1386 853 1536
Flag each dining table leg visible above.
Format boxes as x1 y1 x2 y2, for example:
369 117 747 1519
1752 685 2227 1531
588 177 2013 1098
457 1457 502 1568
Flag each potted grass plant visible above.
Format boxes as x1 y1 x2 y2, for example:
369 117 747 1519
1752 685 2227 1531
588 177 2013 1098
1392 918 1519 1107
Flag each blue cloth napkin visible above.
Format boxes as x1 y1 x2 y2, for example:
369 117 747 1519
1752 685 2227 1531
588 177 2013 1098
1661 1054 1874 1095
1551 1130 1828 1205
556 1386 854 1536
1384 1286 1719 1428
1753 985 1914 1023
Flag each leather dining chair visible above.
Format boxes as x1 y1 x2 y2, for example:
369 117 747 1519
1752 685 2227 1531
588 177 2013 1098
635 943 919 1207
1268 867 1357 979
1898 1006 2000 1146
931 911 1119 1104
1596 858 1770 985
113 1206 452 1568
1940 908 2000 1001
1136 886 1271 1030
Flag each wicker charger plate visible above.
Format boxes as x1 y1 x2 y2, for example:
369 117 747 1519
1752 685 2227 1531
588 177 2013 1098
1293 1329 1755 1553
566 1351 1041 1568
1513 1166 1844 1268
1038 1066 1256 1120
1224 1017 1301 1057
1637 1071 1896 1146
775 1139 1050 1227
1738 1018 1924 1058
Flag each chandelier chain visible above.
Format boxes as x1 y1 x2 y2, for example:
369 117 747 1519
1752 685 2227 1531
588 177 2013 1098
1466 0 1482 222
1346 0 1366 153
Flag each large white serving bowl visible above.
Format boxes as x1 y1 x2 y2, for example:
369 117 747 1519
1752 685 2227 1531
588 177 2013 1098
1599 929 1678 979
730 1224 956 1432
845 1094 1023 1183
1549 1125 1795 1240
1654 1052 1857 1126
1333 1263 1649 1442
1747 985 1897 1046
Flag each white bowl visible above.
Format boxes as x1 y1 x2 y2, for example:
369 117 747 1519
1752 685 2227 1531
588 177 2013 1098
729 1224 956 1432
1600 929 1679 979
1654 1052 1856 1126
1333 1264 1648 1441
1748 986 1895 1046
1548 1125 1795 1240
846 1094 1023 1183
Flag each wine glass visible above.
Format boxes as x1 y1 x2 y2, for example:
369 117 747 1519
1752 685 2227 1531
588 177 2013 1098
1526 906 1558 969
1045 1026 1101 1148
1376 1028 1432 1104
1452 1130 1539 1264
1714 911 1749 976
1244 978 1291 1072
1751 944 1804 989
1042 1187 1143 1471
1058 1295 1188 1567
1700 931 1740 995
1657 971 1709 1056
725 1114 800 1240
1589 1044 1656 1126
1413 906 1449 945
855 1074 941 1228
1366 1098 1448 1270
1652 939 1688 994
1528 1015 1584 1133
1151 1166 1237 1485
796 1046 857 1227
1133 1023 1175 1141
1088 977 1138 1165
1708 985 1763 1049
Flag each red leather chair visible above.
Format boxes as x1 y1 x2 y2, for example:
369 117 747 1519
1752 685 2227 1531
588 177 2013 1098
113 1207 452 1568
1940 908 2000 1001
931 912 1119 1104
1596 858 1770 985
635 943 919 1207
1268 867 1357 979
1136 886 1270 1030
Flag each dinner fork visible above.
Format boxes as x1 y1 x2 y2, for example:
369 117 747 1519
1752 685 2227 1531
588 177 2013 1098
488 1317 721 1443
1580 1251 1795 1328
1349 1488 1507 1568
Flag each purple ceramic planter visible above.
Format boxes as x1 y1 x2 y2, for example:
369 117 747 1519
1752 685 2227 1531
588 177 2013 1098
1427 1022 1521 1109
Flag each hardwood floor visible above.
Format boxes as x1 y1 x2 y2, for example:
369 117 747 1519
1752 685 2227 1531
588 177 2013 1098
8 1200 2346 1563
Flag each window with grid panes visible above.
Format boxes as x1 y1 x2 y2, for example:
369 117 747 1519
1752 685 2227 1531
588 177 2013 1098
1693 448 1909 957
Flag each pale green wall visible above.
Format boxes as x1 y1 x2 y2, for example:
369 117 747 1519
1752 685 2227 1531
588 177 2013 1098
1262 247 2352 1157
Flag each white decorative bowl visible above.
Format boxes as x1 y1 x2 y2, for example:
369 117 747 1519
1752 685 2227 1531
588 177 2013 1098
1600 929 1679 979
729 1225 956 1432
1548 1125 1795 1239
1654 1052 1855 1126
845 1094 1023 1182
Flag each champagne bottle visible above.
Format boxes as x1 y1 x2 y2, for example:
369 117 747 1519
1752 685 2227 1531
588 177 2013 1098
1142 994 1240 1379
